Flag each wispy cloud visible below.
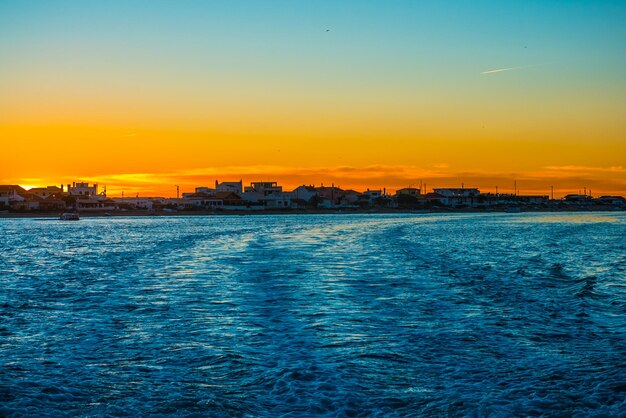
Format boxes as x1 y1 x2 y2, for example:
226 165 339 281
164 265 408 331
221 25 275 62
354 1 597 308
544 165 625 173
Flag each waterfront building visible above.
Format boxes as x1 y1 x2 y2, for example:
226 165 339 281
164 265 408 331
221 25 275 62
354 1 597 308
215 180 243 194
0 185 26 208
515 195 549 205
0 186 68 211
434 188 480 198
214 192 244 207
424 192 446 205
263 195 293 209
433 188 480 207
38 195 66 211
564 194 593 203
67 182 99 197
241 181 289 208
289 185 318 206
244 182 282 195
181 192 224 209
315 185 342 206
191 187 216 195
594 196 626 206
396 187 421 197
75 198 117 211
112 198 155 210
362 189 383 203
28 185 64 199
339 190 361 206
9 193 41 211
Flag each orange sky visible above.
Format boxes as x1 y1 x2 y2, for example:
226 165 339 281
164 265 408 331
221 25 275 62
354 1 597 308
1 1 625 197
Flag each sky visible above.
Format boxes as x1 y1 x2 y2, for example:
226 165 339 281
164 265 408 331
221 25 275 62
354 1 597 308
1 0 625 197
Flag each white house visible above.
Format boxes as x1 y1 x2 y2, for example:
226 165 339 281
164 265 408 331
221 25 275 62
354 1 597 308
183 193 224 208
215 180 243 194
112 197 154 210
68 182 99 197
241 182 290 208
244 182 282 195
289 185 318 205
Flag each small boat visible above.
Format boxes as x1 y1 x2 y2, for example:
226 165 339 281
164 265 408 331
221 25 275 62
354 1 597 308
60 212 80 221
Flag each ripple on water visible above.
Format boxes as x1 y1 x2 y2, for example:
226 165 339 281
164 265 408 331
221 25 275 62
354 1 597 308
0 213 625 416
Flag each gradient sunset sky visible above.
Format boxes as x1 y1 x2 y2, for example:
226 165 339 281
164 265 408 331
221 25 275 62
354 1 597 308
1 0 625 197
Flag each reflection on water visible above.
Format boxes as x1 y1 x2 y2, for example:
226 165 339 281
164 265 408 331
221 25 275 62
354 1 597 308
513 212 621 224
1 212 625 416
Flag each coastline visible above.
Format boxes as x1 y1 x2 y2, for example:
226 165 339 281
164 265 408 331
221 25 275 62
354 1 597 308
0 207 623 219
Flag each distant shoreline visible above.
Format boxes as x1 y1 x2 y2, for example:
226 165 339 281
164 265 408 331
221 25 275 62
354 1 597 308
0 207 623 219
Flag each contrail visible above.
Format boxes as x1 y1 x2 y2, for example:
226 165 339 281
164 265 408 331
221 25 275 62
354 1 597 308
481 65 530 75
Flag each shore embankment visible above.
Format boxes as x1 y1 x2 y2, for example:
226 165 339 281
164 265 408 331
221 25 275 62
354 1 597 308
0 207 623 219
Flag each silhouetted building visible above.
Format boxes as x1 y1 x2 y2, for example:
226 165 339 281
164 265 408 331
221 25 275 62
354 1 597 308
434 188 480 197
28 185 64 199
594 196 625 206
362 189 382 203
396 187 421 197
192 187 215 195
0 185 27 208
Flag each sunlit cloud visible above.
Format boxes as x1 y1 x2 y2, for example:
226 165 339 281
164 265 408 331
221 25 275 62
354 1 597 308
544 165 625 173
4 164 624 197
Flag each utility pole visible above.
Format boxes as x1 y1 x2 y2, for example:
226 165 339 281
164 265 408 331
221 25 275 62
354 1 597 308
514 180 517 196
551 185 554 200
495 185 498 195
176 185 180 199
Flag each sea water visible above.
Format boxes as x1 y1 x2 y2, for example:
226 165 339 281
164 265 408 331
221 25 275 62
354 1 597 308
1 212 625 416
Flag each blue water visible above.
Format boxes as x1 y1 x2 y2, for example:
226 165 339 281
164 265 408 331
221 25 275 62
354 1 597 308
1 213 625 416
